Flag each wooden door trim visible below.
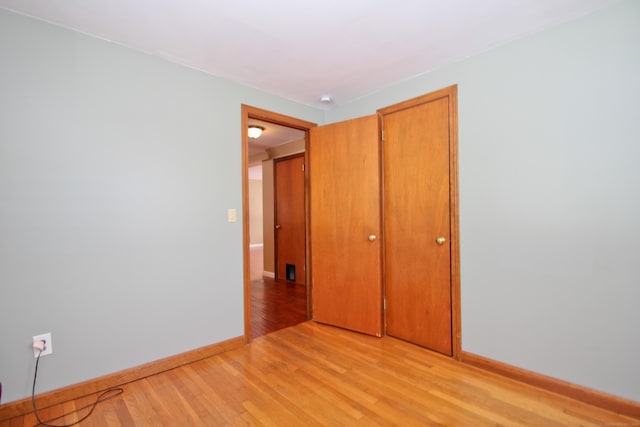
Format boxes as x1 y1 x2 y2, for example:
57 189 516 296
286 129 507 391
241 105 316 342
273 153 305 162
377 85 461 360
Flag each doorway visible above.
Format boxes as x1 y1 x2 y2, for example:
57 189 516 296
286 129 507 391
241 105 316 342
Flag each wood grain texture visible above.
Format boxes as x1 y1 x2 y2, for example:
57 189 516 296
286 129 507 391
378 87 460 360
381 86 458 357
274 154 306 285
310 115 383 336
462 351 640 419
2 322 638 426
250 277 308 338
0 336 243 421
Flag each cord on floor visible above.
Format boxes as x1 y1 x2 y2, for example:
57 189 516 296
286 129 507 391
31 349 124 427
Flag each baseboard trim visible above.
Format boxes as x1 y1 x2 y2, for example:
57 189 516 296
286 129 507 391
263 271 275 278
461 351 640 419
0 336 244 421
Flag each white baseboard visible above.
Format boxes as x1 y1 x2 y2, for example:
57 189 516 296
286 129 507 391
263 271 275 278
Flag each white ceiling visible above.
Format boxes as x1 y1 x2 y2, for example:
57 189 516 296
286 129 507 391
0 0 619 108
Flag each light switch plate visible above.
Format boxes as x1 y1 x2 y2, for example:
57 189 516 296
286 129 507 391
227 208 237 223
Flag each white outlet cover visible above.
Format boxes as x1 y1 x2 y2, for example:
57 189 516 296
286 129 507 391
33 332 52 358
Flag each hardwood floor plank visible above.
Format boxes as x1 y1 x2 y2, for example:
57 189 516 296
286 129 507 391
190 356 253 419
428 363 629 426
235 411 259 426
174 365 239 426
257 333 420 426
127 380 164 426
258 335 379 406
2 321 638 426
162 368 221 426
143 374 203 427
219 354 326 426
274 367 368 425
110 398 135 427
250 277 307 339
266 326 495 426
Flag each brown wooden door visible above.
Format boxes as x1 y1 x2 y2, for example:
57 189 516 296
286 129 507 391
274 154 306 285
381 88 458 355
310 115 383 336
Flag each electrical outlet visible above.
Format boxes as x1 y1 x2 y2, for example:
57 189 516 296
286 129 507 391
32 333 53 358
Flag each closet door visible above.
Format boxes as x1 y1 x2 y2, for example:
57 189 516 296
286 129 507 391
381 86 458 356
310 115 383 336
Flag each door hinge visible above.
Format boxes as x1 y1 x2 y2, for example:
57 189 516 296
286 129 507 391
302 163 305 172
383 297 387 311
381 128 385 141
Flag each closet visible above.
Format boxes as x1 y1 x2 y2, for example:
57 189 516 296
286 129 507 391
310 85 460 357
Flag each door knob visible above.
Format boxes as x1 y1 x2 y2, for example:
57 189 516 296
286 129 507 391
275 224 281 230
368 234 377 242
436 237 446 245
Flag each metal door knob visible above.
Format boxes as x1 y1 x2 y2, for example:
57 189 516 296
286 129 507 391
275 224 281 229
436 237 446 245
368 234 377 242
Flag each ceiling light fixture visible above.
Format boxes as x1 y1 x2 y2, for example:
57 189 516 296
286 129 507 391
248 125 265 139
320 95 333 104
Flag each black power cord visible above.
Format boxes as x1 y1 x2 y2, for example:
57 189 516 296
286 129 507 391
31 348 124 427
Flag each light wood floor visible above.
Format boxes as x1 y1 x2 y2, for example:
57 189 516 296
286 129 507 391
3 321 638 426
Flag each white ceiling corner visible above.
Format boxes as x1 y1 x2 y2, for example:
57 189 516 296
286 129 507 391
0 0 622 108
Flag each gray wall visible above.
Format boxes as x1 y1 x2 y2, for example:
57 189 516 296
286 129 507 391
1 0 639 406
327 0 640 401
0 9 323 403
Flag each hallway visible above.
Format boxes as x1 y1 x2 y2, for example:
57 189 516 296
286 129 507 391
250 244 307 338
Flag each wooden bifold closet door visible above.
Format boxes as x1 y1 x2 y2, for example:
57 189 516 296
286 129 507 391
381 87 458 356
309 86 459 356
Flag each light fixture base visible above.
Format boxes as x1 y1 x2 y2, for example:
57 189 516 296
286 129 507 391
248 125 265 139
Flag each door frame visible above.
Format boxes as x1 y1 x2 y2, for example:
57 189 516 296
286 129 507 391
241 105 316 342
378 84 461 359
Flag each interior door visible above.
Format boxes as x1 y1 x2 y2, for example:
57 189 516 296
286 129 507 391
310 115 383 336
274 154 306 285
381 90 456 355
